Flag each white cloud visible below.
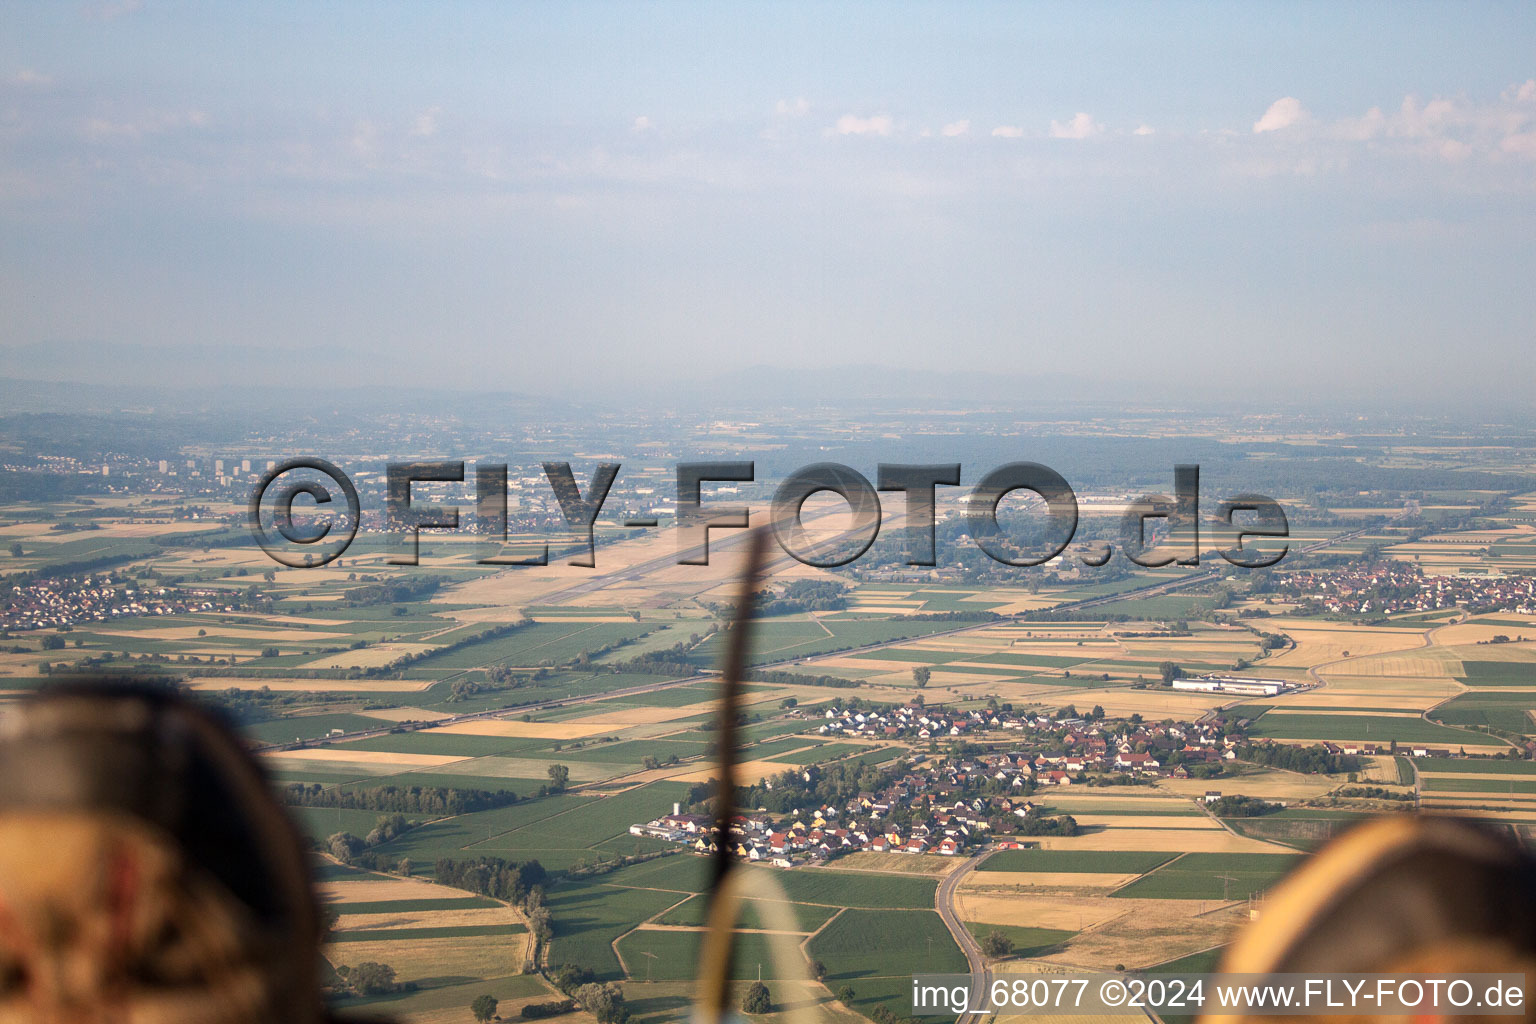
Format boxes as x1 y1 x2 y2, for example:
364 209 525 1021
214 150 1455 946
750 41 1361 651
990 124 1023 138
10 69 52 87
774 97 810 117
411 107 441 138
81 108 208 142
84 0 143 19
834 113 893 136
1253 97 1308 133
940 119 970 138
632 115 653 133
1133 123 1155 136
1049 112 1103 139
1505 79 1536 104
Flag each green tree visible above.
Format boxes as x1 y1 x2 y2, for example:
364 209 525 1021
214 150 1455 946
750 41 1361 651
811 959 827 981
41 634 65 651
7 543 21 558
1159 661 1183 684
573 982 627 1024
912 666 931 688
471 993 499 1022
981 931 1015 958
742 981 772 1015
837 985 856 1005
346 961 398 995
547 764 570 791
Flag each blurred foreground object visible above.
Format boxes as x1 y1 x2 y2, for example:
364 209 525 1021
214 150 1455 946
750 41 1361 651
0 681 341 1023
1214 815 1536 1024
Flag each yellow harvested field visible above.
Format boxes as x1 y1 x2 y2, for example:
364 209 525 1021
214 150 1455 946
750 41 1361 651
322 878 465 903
1065 814 1221 830
94 625 350 641
189 677 436 692
971 871 1138 889
334 906 521 933
433 719 614 739
266 748 465 768
431 757 617 782
672 759 796 784
833 852 961 876
301 643 435 668
1038 900 1250 971
955 889 1129 931
1264 621 1428 666
1431 626 1536 647
1156 771 1339 802
574 704 715 725
357 706 455 722
322 936 526 984
1029 829 1288 854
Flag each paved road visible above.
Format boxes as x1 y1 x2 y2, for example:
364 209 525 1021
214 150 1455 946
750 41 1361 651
936 848 997 1024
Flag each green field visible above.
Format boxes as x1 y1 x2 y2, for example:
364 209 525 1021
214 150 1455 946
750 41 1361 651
545 882 687 980
961 922 1075 957
1428 692 1536 733
1412 757 1536 775
1110 852 1303 900
653 893 839 933
806 909 965 1017
615 930 787 980
1457 661 1536 686
1421 776 1536 794
1246 713 1485 746
978 850 1176 873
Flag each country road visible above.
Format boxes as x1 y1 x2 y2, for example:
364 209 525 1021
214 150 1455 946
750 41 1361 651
936 848 996 1024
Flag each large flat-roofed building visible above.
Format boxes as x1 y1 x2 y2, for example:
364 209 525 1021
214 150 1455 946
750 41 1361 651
1172 676 1289 696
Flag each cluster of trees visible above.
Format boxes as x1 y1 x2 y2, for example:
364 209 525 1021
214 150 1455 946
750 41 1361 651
742 981 772 1014
283 782 519 817
548 965 628 1024
744 668 860 689
1208 795 1279 817
1009 811 1080 836
326 815 417 866
756 579 848 616
341 575 443 607
981 931 1015 957
692 756 902 815
1336 786 1414 802
434 856 548 904
445 665 549 702
518 997 575 1019
334 961 409 997
1238 743 1360 775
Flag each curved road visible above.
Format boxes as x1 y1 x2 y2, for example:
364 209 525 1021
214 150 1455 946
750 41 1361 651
936 848 997 1024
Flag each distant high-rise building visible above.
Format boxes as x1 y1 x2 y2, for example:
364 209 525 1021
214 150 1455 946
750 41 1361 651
241 459 252 473
215 459 225 475
158 460 170 474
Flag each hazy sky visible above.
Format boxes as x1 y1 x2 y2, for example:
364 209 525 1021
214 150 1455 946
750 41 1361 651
2 3 1534 405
